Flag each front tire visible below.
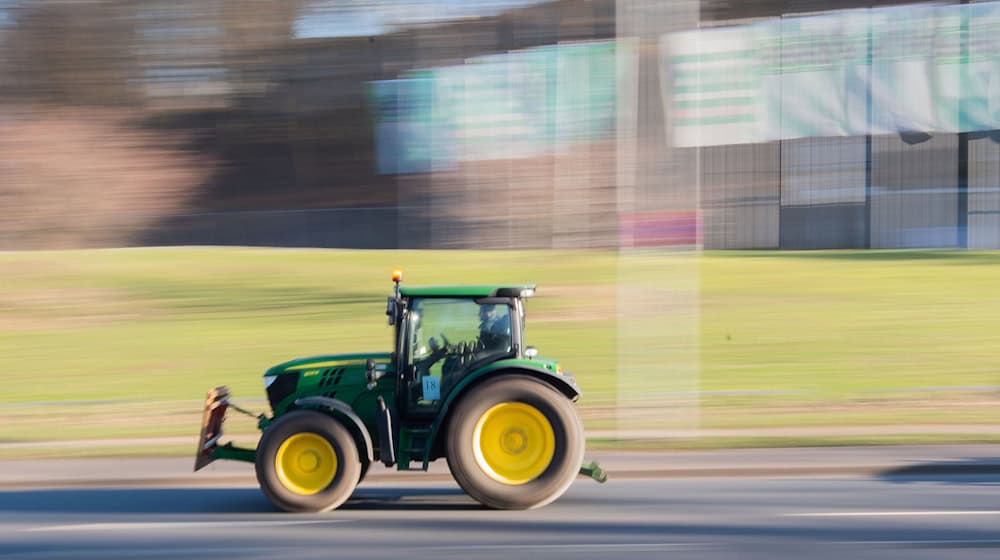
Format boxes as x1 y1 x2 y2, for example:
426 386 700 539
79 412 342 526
255 410 360 513
446 376 584 509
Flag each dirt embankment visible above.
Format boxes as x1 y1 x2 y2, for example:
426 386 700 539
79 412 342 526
0 106 212 249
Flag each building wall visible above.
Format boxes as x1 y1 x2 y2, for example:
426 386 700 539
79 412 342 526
969 136 1000 248
779 137 867 249
702 143 780 249
870 135 959 248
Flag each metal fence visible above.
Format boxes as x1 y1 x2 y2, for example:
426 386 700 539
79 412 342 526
140 207 401 249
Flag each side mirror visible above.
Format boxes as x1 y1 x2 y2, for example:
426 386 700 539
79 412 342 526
524 346 538 359
386 297 397 325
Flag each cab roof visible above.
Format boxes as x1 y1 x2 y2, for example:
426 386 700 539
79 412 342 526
398 284 536 298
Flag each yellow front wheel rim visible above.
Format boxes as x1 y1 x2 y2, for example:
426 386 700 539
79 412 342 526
473 402 555 485
275 432 338 495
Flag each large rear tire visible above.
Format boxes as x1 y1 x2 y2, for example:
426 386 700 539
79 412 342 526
255 410 360 513
446 375 584 509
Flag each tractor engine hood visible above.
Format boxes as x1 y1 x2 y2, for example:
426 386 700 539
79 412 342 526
262 352 393 413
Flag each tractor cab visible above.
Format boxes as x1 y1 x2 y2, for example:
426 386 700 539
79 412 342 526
386 272 538 419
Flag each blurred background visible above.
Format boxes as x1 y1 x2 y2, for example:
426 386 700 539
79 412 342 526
2 0 1000 457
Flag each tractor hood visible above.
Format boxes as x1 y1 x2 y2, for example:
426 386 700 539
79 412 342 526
262 352 393 414
264 352 393 377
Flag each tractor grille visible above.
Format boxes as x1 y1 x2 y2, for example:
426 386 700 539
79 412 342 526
318 368 344 400
318 368 344 388
266 372 299 409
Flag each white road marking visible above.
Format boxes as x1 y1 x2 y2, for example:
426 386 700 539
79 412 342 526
428 543 709 551
833 539 1000 546
783 510 1000 518
0 546 289 559
22 519 352 532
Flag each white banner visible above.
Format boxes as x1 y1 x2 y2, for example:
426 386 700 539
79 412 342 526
665 2 1000 147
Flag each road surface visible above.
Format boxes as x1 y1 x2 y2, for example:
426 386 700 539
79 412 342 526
1 473 999 559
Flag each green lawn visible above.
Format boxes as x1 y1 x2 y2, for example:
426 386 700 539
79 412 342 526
701 251 1000 394
2 247 999 455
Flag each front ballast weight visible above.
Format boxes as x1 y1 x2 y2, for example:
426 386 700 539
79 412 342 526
194 386 261 469
194 273 608 512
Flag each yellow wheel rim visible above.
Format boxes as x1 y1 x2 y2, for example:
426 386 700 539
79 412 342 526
275 432 338 495
473 402 555 485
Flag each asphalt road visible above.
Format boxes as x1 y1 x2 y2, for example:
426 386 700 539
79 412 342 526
1 473 999 560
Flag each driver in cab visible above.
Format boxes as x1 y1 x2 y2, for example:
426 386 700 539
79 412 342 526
477 304 511 353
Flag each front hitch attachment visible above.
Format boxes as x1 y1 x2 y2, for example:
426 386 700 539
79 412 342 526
580 460 608 483
194 386 230 471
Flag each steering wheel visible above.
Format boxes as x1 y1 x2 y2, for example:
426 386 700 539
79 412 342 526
437 333 451 350
423 333 452 366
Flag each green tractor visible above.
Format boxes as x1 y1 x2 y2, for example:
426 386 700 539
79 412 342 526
195 271 606 512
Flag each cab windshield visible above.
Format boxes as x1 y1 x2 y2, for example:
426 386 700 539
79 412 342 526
406 297 513 410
